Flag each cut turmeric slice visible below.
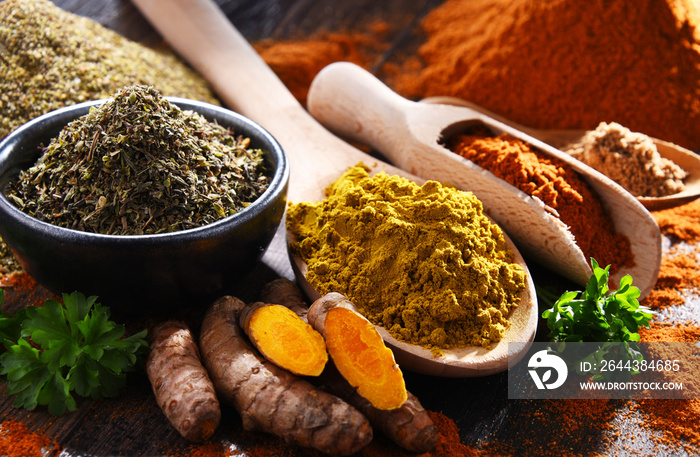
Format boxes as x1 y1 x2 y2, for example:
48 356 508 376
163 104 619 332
201 295 372 456
308 292 408 410
262 279 438 453
241 302 328 377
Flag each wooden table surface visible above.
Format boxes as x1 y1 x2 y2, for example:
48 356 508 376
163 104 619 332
1 1 697 456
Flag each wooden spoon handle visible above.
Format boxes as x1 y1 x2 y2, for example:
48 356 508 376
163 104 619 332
307 62 419 155
131 0 296 118
131 0 412 203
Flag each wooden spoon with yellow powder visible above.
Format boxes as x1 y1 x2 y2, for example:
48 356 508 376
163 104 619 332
286 164 539 377
307 62 661 300
131 0 537 376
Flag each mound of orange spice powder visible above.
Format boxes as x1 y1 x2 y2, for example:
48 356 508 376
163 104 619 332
390 0 700 152
253 21 390 106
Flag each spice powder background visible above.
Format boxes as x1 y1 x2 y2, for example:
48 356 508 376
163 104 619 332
1 0 700 456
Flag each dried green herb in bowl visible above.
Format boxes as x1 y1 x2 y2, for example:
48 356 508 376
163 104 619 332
0 88 289 313
5 85 270 236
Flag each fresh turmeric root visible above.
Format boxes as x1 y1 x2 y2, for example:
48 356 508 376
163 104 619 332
199 295 372 456
146 321 221 443
260 278 309 318
319 362 439 454
262 279 437 453
308 292 408 411
240 301 328 376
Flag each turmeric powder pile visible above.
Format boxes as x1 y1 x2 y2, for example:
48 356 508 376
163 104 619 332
286 164 527 350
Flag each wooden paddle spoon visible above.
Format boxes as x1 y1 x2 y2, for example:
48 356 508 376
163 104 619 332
307 62 661 299
130 0 537 376
422 96 700 212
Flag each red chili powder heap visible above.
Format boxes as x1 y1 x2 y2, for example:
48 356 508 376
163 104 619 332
388 0 700 152
446 131 633 274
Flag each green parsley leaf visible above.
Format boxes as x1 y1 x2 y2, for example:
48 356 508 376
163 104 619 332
541 259 653 343
541 259 653 381
0 290 26 346
0 291 148 415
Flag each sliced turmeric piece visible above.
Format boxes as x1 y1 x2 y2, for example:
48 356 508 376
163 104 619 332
262 279 437 453
240 301 328 376
308 292 408 411
200 295 372 456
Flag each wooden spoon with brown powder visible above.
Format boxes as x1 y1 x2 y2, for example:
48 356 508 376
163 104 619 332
131 0 537 376
306 62 662 299
422 96 700 212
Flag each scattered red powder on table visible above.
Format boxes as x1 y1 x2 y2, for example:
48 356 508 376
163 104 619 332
642 247 700 310
635 323 700 452
0 419 61 457
415 411 483 457
640 323 700 342
654 199 700 242
254 23 390 106
640 200 700 311
357 410 484 457
185 441 227 457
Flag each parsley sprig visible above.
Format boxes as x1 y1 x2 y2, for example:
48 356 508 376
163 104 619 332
540 259 654 381
541 259 653 342
0 290 148 416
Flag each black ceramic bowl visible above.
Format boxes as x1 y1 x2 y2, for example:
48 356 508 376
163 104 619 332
0 98 289 314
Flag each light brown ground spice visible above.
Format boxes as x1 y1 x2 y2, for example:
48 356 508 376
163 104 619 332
564 122 687 198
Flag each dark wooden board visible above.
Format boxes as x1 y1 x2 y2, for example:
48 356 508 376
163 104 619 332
0 1 692 456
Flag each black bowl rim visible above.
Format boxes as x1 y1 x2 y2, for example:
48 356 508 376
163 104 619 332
0 97 290 246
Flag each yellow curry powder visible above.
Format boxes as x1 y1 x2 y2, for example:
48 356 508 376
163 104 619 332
286 164 527 351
